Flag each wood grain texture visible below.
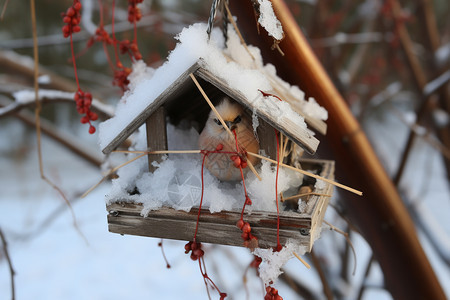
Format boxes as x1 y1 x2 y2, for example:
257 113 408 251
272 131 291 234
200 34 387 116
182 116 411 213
103 59 322 155
195 66 320 154
146 106 168 172
106 159 334 250
102 62 202 154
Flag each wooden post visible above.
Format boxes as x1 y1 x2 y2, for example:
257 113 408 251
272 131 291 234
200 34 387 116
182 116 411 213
146 106 168 172
256 118 277 160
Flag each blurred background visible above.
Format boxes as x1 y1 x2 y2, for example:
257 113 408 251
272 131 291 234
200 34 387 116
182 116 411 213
0 0 449 299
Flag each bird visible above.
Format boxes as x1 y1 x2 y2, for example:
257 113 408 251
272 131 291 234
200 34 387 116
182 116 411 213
199 97 260 181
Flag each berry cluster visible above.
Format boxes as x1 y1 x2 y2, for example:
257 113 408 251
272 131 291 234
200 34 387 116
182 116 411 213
265 286 283 300
94 26 113 44
113 65 132 92
119 39 142 60
62 0 82 38
236 219 258 249
184 241 204 261
128 0 143 23
230 154 248 169
75 90 98 134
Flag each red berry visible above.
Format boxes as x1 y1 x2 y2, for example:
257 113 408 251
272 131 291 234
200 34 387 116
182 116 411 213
241 160 248 168
89 125 96 134
242 222 251 233
190 253 198 261
241 232 249 240
216 143 224 151
73 26 81 33
193 249 204 258
233 156 241 168
66 7 75 17
63 16 71 23
62 25 70 34
134 53 142 60
80 116 89 124
89 112 98 121
74 2 82 11
236 219 244 230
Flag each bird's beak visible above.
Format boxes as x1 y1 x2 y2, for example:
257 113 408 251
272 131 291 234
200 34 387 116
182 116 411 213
225 121 237 131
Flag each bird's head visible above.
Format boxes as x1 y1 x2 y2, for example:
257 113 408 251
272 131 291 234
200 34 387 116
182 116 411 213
204 97 246 137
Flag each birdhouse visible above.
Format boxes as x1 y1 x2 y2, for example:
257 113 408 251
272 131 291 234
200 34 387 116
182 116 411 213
100 24 334 251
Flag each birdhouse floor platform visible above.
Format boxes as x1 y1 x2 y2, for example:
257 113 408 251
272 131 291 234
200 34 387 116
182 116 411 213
106 159 334 251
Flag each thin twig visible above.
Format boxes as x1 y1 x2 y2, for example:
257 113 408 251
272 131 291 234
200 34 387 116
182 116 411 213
310 250 334 300
247 151 363 195
113 149 201 155
189 72 261 180
114 148 262 181
356 254 375 300
189 73 233 137
281 192 332 202
0 0 9 20
0 228 15 300
30 0 87 244
388 101 450 160
293 251 311 269
82 153 147 198
324 220 357 276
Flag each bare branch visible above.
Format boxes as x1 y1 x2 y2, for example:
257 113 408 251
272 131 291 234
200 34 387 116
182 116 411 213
0 89 114 119
0 228 15 300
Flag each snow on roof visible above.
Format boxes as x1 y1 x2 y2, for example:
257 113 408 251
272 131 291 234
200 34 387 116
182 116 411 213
99 22 327 153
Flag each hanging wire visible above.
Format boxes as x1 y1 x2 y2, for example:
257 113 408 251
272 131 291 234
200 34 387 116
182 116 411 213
221 0 229 43
206 0 220 40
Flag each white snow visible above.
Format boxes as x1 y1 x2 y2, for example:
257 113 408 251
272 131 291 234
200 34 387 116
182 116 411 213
11 89 115 117
105 124 304 215
253 239 308 286
38 74 51 85
99 22 325 150
257 0 284 41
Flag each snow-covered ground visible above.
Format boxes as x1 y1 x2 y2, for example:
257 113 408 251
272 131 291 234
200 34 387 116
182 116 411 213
1 106 449 300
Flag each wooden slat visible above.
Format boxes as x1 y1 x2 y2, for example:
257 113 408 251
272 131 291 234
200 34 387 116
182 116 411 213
102 62 202 154
106 159 333 250
256 118 277 160
146 106 168 172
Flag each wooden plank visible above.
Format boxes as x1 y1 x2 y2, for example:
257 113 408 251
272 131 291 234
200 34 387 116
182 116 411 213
194 66 320 154
264 72 327 135
102 62 202 154
107 204 311 249
106 159 333 250
256 118 277 160
146 106 168 172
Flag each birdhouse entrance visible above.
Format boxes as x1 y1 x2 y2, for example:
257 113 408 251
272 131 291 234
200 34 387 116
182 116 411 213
107 158 334 251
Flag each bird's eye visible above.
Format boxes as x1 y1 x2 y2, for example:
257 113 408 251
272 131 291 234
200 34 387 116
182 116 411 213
233 115 241 124
214 118 221 125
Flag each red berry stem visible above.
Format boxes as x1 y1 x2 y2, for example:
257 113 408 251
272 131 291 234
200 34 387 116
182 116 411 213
62 0 97 134
158 239 171 269
274 130 282 252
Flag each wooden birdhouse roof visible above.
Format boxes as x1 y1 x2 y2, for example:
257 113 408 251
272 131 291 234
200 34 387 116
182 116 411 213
101 59 326 155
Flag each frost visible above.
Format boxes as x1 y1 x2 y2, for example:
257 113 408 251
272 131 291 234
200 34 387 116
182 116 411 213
253 239 308 286
257 0 284 40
